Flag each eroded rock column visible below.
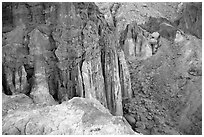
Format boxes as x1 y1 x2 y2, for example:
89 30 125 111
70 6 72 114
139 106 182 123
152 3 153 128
103 32 123 116
81 20 107 108
118 49 132 99
28 29 56 105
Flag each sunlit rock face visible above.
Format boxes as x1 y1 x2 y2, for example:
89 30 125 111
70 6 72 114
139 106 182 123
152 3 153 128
2 97 138 135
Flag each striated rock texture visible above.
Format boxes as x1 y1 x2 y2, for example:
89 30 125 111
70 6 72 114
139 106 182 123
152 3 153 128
2 2 202 135
2 97 138 135
96 2 202 135
2 24 29 95
2 2 132 116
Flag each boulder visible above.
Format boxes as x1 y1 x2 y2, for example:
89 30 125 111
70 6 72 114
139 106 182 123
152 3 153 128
151 32 160 39
2 93 35 117
2 97 139 135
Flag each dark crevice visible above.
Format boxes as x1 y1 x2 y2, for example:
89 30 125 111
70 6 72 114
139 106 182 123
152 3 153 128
100 42 106 85
117 55 124 98
2 65 12 95
79 57 85 98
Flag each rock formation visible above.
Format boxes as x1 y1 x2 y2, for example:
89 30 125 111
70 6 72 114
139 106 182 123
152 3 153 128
2 97 138 135
175 2 202 39
2 93 35 117
2 2 132 116
2 2 202 135
96 2 202 135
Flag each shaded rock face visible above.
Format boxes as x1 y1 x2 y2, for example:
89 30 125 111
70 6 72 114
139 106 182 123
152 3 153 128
141 3 202 40
140 17 177 41
2 97 138 135
2 2 132 116
174 2 202 39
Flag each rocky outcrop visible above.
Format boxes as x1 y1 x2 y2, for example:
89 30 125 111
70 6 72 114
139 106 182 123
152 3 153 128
2 24 29 95
95 2 201 134
174 2 202 39
2 2 202 135
2 93 34 117
118 22 160 61
50 2 128 115
140 3 202 40
2 97 138 135
28 28 57 106
95 2 115 28
125 32 201 134
113 3 165 34
140 17 177 41
2 2 132 116
102 33 123 116
118 49 132 99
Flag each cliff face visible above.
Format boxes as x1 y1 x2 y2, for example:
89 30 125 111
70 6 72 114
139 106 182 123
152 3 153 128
2 2 202 135
2 2 132 116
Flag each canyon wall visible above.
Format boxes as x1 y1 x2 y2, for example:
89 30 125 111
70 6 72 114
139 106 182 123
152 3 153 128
2 2 133 116
2 2 202 135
